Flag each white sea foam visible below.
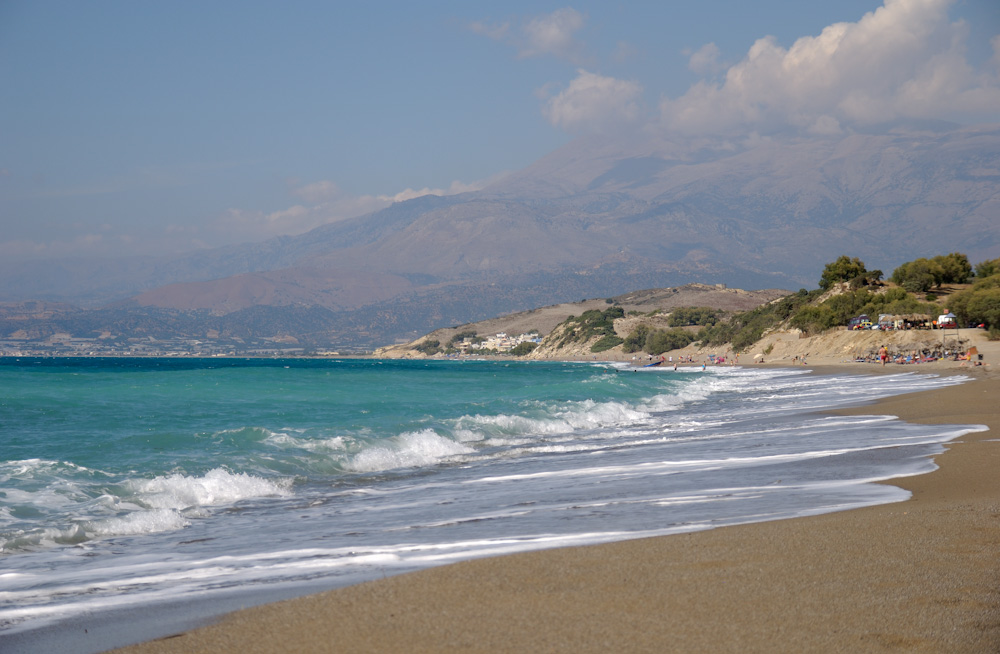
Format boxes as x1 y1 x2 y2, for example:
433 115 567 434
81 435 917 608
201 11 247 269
344 430 475 473
124 468 292 511
86 509 191 537
0 361 987 651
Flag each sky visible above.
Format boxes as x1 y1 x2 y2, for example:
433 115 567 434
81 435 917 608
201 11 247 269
1 0 998 261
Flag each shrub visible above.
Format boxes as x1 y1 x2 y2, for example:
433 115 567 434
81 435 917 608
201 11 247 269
510 341 538 356
950 275 1000 329
622 324 652 353
414 339 441 355
975 258 1000 279
932 252 972 284
667 307 720 327
644 328 695 355
789 305 836 334
449 331 480 345
892 253 972 290
591 335 624 353
554 306 624 347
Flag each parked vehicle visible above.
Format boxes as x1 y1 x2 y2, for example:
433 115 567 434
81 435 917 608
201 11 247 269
848 315 872 330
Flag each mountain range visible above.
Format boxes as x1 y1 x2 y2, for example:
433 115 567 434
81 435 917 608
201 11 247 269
2 123 998 349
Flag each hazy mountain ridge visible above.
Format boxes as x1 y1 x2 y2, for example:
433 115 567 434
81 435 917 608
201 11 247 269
1 125 997 348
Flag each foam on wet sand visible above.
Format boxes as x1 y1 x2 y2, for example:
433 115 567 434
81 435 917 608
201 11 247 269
108 367 1000 654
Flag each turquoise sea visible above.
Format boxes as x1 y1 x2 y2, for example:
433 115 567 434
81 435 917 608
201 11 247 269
0 357 985 652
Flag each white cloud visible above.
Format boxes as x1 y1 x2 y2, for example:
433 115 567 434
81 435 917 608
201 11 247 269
215 195 389 243
378 178 488 203
659 0 1000 135
542 69 643 134
472 7 587 64
520 8 586 62
291 180 341 203
685 43 724 76
211 175 497 245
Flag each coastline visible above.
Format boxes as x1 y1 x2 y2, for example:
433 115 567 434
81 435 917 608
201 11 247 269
107 364 1000 654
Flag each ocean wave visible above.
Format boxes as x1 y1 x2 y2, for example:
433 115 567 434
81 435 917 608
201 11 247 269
0 468 293 553
123 468 293 511
343 430 475 473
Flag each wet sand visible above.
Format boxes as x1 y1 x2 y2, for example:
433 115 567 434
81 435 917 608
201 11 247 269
111 370 1000 653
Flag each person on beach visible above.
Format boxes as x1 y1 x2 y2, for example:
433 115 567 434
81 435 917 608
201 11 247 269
879 346 888 366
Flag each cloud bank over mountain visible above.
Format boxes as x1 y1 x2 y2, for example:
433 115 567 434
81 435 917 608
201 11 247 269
2 1 997 263
249 0 999 242
530 0 1000 139
657 0 1000 136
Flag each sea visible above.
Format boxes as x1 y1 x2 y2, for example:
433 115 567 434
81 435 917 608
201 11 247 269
0 357 986 653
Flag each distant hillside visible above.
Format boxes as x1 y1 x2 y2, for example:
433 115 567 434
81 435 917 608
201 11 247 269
375 284 788 358
2 124 998 348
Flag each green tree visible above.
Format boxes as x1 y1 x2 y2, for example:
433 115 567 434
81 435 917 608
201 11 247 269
449 331 480 345
554 306 624 348
622 324 652 353
789 305 836 334
590 334 624 353
931 253 972 284
510 341 538 356
966 289 1000 329
414 339 441 355
644 328 695 355
891 258 937 293
975 258 1000 279
819 256 867 290
950 274 1000 329
667 307 720 327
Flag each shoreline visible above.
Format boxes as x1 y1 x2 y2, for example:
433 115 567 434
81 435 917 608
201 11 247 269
105 364 1000 654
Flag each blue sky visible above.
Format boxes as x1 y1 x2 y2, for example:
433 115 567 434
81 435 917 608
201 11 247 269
1 0 998 261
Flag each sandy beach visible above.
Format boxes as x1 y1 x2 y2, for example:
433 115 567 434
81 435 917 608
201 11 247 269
105 355 1000 654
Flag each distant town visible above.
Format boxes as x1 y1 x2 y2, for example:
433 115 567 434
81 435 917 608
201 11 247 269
0 330 548 359
0 334 348 358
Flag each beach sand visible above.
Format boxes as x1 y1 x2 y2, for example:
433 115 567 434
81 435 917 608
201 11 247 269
110 368 1000 653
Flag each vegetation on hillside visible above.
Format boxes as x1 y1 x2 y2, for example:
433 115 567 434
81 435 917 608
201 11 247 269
818 255 883 290
788 287 938 335
666 306 720 327
550 306 625 352
406 252 1000 358
890 252 973 292
696 290 821 351
949 259 1000 339
414 339 442 355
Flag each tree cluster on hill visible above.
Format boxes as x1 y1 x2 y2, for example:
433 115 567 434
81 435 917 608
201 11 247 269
616 252 1000 355
789 287 938 335
622 324 696 355
890 253 973 292
666 306 720 327
553 306 625 353
697 290 821 352
949 257 1000 338
818 256 883 290
434 251 1000 359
